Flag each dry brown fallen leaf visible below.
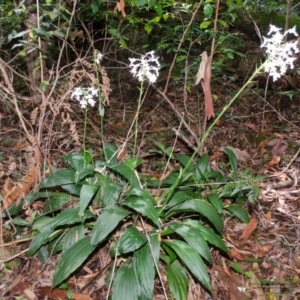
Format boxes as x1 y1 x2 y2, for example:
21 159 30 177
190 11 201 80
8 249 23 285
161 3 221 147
34 286 93 300
1 165 39 213
239 216 258 242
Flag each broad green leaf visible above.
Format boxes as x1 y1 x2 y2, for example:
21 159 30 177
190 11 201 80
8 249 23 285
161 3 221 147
52 237 95 288
112 262 139 300
79 184 99 215
188 221 228 253
27 231 52 256
112 227 147 255
168 222 211 263
149 231 161 265
133 244 155 299
225 204 250 223
200 20 212 29
109 164 140 188
167 191 193 208
11 218 30 226
32 216 53 232
195 154 209 182
124 157 143 170
123 196 159 227
91 206 130 246
101 181 122 207
42 207 95 232
124 188 155 203
166 259 188 300
62 224 85 252
203 3 213 18
224 148 238 178
167 199 223 234
104 144 118 164
75 168 95 184
63 152 91 170
165 240 211 291
43 193 73 213
61 183 81 196
39 169 75 188
207 193 223 214
47 233 64 255
177 154 193 171
37 246 49 263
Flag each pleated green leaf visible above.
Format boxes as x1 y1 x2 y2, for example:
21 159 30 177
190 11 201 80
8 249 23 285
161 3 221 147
167 199 223 234
165 240 211 291
168 222 211 263
79 184 99 215
27 231 52 256
112 227 147 255
123 196 159 227
39 168 75 188
90 205 130 246
133 243 155 299
52 237 94 288
166 259 188 300
112 262 139 300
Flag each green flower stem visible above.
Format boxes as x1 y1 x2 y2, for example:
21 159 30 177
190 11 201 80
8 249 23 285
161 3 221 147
83 108 88 167
159 63 265 207
133 80 144 161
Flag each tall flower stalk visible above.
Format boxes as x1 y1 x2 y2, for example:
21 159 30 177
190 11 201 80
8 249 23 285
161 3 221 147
71 86 99 165
160 25 299 205
129 51 160 160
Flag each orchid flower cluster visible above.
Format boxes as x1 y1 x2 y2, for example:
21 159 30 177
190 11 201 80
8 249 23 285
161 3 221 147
71 87 99 109
129 50 160 83
94 50 103 65
261 25 299 81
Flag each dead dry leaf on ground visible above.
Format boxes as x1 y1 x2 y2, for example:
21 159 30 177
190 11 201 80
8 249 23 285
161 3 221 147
239 216 258 242
221 146 251 162
1 165 39 213
209 265 249 300
34 286 93 300
264 156 280 169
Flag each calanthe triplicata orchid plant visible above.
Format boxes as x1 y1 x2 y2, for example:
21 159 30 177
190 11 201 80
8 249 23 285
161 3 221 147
33 25 299 299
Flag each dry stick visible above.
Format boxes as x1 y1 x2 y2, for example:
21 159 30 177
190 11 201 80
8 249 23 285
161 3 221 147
163 1 203 94
252 90 300 130
44 0 78 109
284 0 292 43
154 87 199 145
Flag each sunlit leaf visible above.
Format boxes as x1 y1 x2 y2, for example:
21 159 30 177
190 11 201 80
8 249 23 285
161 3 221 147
168 222 211 263
165 240 211 291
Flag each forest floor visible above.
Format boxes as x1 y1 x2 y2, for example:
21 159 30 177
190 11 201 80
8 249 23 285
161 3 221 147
1 70 300 299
